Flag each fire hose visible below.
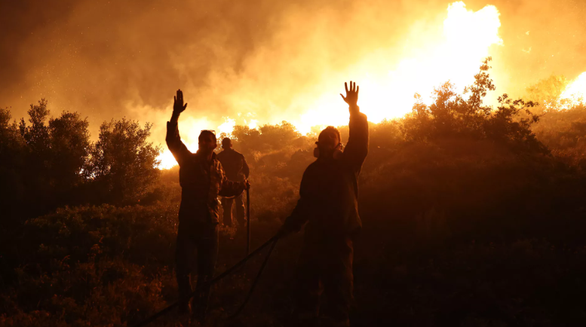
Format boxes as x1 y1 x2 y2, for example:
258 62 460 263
229 234 277 319
246 187 251 255
132 234 280 327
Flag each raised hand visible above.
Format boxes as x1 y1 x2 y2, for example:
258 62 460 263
173 89 188 114
340 81 359 108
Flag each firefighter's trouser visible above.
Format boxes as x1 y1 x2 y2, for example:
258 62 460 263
175 222 218 319
293 235 354 326
221 195 245 227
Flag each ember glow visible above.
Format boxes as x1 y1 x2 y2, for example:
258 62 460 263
157 1 504 168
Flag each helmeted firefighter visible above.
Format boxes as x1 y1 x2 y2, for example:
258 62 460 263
166 89 249 323
217 137 250 228
278 81 368 327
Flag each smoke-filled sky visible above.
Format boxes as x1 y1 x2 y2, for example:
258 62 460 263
1 0 586 148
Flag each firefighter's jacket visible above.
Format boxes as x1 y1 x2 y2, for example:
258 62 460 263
283 108 369 237
217 148 249 182
166 121 246 225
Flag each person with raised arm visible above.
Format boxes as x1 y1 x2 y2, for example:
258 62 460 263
278 81 368 327
166 89 250 323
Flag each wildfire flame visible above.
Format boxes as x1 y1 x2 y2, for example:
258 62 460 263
157 1 503 169
294 1 502 134
218 118 236 135
247 119 258 130
558 72 586 109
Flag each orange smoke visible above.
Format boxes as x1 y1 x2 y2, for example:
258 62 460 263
294 1 502 134
157 1 503 169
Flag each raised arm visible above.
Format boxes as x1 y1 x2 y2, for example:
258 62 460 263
340 81 369 174
166 89 191 165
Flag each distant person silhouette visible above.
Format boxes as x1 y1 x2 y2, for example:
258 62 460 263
278 81 368 327
217 138 250 228
166 89 249 323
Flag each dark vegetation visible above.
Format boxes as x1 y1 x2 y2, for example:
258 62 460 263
1 59 586 326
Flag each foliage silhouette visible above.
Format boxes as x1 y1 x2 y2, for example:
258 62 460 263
86 118 161 205
2 60 586 326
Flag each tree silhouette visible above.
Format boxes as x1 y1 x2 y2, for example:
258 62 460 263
402 58 545 154
48 111 91 205
87 118 160 205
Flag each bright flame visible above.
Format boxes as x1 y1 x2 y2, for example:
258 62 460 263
292 1 502 134
157 150 178 170
218 117 236 135
558 72 586 109
157 1 503 168
248 119 258 130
